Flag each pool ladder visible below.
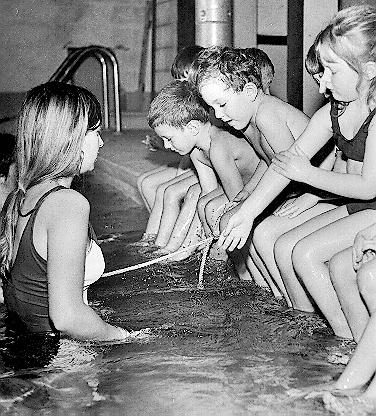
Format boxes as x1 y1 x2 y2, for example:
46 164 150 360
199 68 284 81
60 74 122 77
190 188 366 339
49 45 122 132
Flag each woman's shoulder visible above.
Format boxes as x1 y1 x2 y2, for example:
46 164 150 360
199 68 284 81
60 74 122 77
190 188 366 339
41 188 90 221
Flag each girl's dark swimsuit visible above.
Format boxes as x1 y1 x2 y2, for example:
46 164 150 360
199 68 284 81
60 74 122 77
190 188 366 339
330 100 376 214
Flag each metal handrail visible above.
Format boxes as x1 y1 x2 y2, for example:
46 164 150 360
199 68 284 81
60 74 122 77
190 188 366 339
49 45 122 132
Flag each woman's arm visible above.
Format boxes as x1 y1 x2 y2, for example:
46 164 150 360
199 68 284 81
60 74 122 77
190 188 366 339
47 190 127 341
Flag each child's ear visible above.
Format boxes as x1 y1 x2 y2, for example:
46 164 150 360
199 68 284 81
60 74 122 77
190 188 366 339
364 61 376 81
243 82 258 101
186 120 201 135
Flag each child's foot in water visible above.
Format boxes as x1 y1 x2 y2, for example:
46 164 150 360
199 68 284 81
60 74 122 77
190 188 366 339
322 391 376 415
131 233 157 247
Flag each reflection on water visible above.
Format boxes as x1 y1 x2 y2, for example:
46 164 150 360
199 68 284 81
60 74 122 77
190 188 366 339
0 233 361 415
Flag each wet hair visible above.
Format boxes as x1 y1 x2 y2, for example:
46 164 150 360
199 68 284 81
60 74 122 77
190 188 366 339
171 45 204 80
0 133 16 179
243 48 274 92
148 80 209 129
0 81 102 274
315 5 376 106
192 46 262 93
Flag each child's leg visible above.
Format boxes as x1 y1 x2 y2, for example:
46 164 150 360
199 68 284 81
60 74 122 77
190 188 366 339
164 183 202 253
254 203 337 311
329 247 369 342
248 243 283 296
169 212 204 261
292 208 376 339
197 187 224 238
145 170 195 239
155 175 199 248
334 257 376 392
138 166 177 211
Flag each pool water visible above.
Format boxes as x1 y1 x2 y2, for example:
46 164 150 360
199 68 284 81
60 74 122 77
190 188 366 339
0 176 361 415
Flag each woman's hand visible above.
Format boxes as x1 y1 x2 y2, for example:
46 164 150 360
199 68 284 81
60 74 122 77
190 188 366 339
274 193 319 218
217 207 253 251
271 145 312 182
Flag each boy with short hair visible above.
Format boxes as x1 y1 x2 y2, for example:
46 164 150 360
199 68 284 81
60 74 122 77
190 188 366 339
193 46 311 304
147 80 272 281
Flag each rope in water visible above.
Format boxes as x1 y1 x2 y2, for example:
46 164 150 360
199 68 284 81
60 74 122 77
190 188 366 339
102 236 214 288
101 200 237 288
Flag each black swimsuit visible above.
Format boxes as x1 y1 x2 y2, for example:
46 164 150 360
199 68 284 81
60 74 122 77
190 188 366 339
3 186 65 334
330 100 376 214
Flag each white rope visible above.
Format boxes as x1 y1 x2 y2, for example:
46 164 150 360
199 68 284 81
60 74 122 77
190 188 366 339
101 199 237 287
102 236 214 278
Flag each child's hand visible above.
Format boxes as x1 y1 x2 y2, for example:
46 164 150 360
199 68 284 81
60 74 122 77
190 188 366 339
271 145 312 182
274 193 319 218
217 207 253 251
353 235 376 270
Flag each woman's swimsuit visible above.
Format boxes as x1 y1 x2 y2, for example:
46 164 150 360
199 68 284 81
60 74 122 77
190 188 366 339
330 101 376 214
3 186 105 334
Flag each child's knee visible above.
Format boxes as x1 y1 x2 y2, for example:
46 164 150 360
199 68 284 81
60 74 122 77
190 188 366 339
186 183 200 200
197 196 207 217
291 238 314 274
253 219 275 252
163 185 179 204
219 211 231 233
328 251 347 287
357 262 376 298
273 232 297 266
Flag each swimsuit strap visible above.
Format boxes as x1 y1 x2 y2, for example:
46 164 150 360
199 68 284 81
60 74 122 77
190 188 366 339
18 185 67 217
330 100 341 135
359 107 376 135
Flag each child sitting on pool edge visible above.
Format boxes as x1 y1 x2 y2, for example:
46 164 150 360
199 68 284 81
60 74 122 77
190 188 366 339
136 45 203 248
192 46 312 305
147 80 278 287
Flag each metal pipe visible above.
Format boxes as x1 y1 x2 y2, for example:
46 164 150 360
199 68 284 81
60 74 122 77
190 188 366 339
49 46 122 132
98 47 122 133
94 52 109 130
195 0 233 47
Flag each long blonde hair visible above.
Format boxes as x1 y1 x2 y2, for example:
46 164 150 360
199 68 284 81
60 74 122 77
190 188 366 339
0 82 102 274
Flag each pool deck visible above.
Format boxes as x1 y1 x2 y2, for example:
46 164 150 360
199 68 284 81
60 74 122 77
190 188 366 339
95 129 181 205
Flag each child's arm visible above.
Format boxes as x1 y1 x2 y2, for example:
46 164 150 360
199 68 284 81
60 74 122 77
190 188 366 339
257 101 309 154
209 140 244 200
190 149 218 195
218 104 333 250
272 119 376 199
177 154 192 175
274 145 337 218
233 160 268 203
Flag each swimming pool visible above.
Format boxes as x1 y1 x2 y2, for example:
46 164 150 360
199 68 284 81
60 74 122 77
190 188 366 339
0 175 356 415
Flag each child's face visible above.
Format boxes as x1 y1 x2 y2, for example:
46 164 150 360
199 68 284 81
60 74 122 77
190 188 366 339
318 46 360 102
200 78 254 131
154 124 195 155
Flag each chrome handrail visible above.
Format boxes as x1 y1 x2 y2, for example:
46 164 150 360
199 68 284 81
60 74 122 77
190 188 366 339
49 45 122 132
